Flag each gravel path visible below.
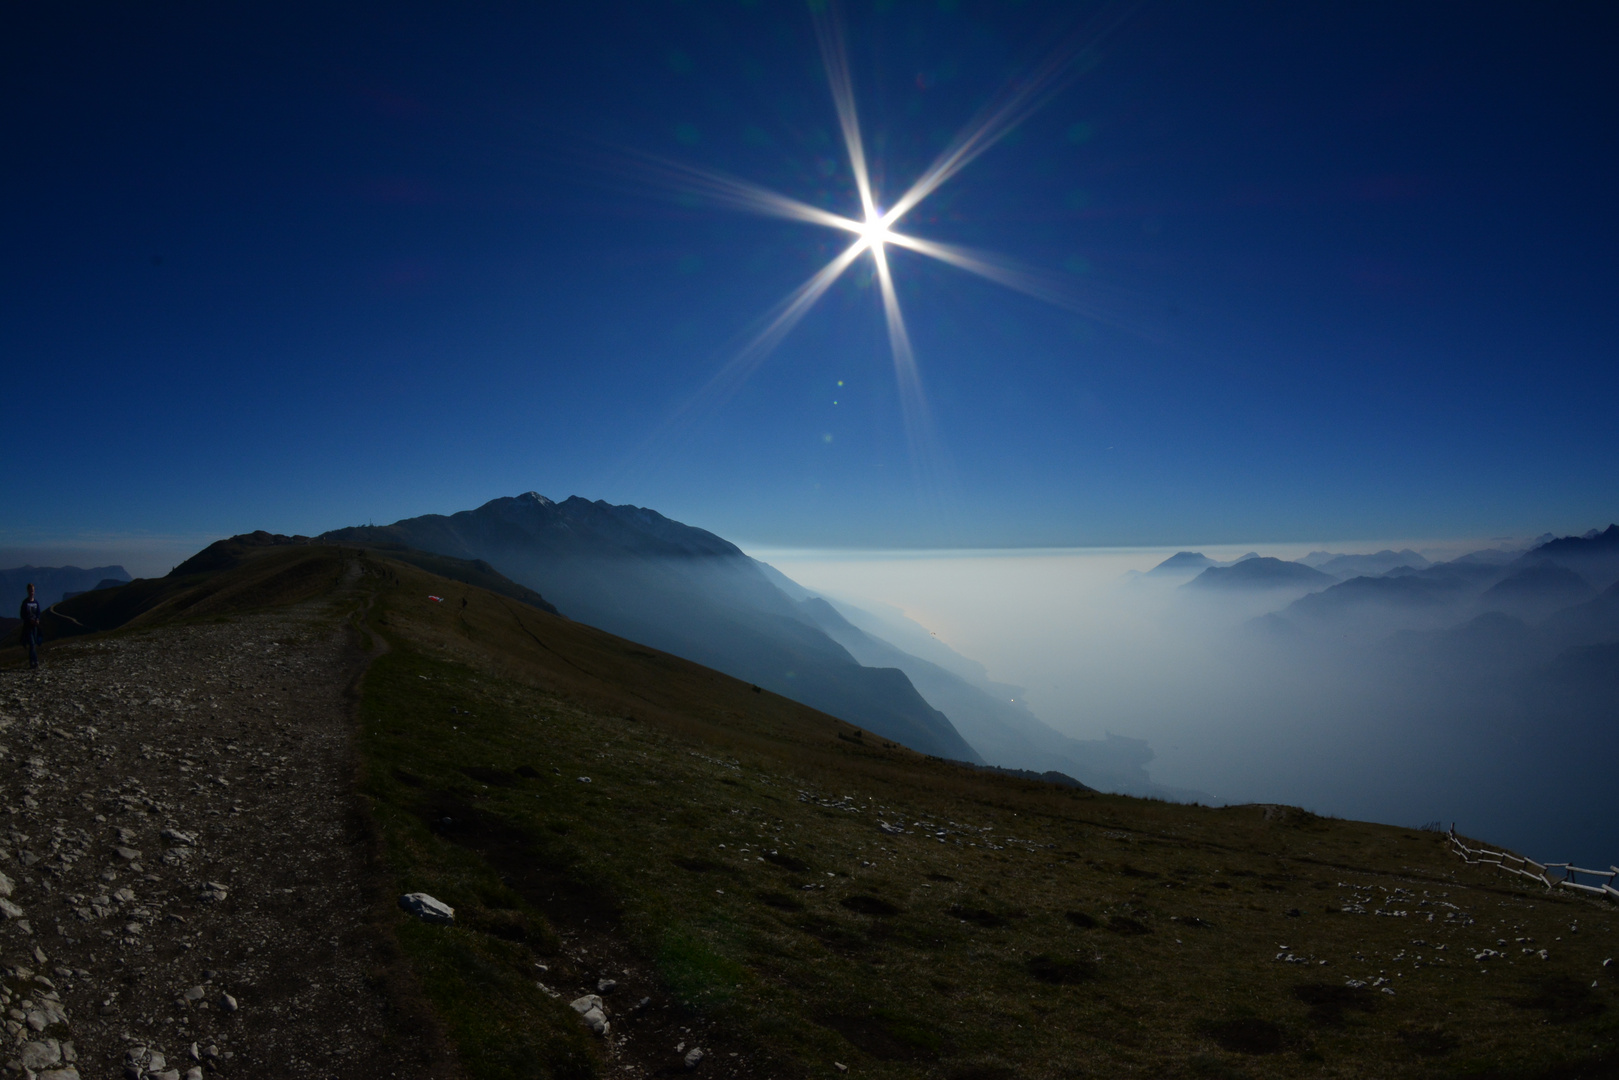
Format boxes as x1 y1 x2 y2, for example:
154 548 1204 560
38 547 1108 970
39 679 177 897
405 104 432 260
0 603 442 1080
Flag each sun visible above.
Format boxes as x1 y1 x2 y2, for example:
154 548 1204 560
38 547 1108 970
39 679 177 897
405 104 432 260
635 1 1125 485
859 212 891 252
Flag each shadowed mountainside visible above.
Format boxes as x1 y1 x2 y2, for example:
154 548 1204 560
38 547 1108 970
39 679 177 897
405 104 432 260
321 494 980 763
792 595 1204 800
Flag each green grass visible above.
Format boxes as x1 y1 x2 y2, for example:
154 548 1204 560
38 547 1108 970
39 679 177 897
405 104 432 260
347 552 1619 1079
45 542 1609 1079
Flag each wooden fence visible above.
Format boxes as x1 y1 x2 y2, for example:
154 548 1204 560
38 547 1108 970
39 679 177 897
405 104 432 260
1448 826 1619 903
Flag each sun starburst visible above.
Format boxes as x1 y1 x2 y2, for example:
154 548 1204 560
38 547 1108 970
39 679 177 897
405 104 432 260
639 1 1134 491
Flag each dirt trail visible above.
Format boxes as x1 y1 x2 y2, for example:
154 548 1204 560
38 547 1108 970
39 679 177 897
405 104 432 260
0 600 442 1079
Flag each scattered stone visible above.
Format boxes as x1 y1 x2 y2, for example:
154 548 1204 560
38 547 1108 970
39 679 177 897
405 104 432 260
577 777 591 784
398 892 454 924
0 872 13 898
160 829 195 846
114 847 141 862
570 994 609 1036
20 1039 62 1070
218 992 237 1012
0 899 24 920
684 1047 704 1069
197 882 228 903
597 978 618 994
184 1069 203 1080
833 1064 847 1074
183 985 206 1002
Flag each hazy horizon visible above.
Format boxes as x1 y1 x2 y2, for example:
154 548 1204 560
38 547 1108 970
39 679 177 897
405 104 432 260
752 534 1617 868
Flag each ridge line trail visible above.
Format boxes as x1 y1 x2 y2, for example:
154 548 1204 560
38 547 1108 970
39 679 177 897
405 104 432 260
0 586 446 1079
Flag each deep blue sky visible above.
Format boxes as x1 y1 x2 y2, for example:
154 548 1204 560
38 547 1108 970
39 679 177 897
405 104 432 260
5 1 1617 554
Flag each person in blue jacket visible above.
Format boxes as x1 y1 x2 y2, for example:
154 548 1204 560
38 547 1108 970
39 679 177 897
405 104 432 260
18 583 41 669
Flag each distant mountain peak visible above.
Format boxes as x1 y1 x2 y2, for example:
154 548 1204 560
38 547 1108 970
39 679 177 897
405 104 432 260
1182 556 1334 590
1146 551 1215 576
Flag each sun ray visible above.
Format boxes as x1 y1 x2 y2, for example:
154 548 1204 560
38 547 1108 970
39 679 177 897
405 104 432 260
620 151 862 234
605 0 1139 492
870 243 949 496
811 2 878 223
882 231 1146 332
667 237 871 423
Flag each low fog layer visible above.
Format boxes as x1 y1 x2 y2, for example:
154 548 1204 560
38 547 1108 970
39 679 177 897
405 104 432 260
756 529 1619 870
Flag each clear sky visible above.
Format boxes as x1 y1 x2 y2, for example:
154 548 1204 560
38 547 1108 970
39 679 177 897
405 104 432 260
5 1 1617 559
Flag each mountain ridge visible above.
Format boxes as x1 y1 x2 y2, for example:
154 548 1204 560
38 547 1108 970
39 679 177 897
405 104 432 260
321 495 981 763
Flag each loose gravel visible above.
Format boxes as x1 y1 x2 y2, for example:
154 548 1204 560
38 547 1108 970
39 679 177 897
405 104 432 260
1 606 442 1079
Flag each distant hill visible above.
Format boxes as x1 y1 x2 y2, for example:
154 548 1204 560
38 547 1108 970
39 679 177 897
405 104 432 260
0 564 131 607
1540 580 1619 650
1300 548 1430 577
321 494 980 763
1517 523 1619 590
1144 551 1216 577
1478 565 1595 622
1182 556 1334 591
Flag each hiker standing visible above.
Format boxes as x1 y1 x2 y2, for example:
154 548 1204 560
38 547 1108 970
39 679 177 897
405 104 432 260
19 583 42 669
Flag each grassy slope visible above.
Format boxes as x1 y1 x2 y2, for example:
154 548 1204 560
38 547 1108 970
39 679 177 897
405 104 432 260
351 552 1618 1080
10 543 1613 1078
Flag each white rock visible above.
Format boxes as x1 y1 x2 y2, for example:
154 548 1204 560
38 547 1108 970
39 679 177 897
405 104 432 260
37 1069 80 1080
0 871 13 897
684 1047 704 1069
398 892 454 924
569 994 609 1035
0 898 24 920
20 1039 60 1070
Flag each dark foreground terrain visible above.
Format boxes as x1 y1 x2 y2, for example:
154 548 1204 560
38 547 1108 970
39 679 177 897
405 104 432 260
3 541 1616 1079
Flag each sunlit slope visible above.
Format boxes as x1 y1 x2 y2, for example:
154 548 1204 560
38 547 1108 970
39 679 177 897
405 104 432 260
354 551 1619 1080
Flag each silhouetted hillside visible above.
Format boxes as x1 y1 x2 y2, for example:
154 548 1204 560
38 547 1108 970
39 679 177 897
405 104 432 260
1300 548 1429 577
322 494 980 762
1479 564 1595 622
1 564 131 607
1518 523 1619 590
